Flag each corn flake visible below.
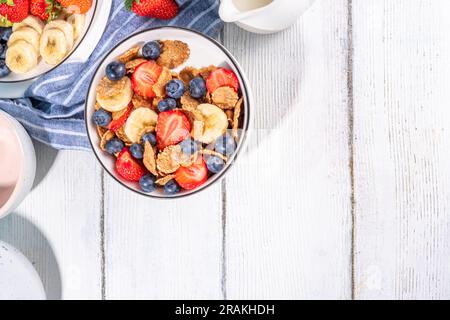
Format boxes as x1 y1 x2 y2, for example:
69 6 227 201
232 97 243 140
156 175 176 186
100 130 115 151
143 141 158 176
180 92 200 111
152 67 172 97
126 58 146 73
132 94 153 109
157 40 190 69
118 46 140 63
156 145 182 174
212 86 239 110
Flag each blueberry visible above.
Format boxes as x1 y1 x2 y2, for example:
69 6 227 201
0 28 12 42
130 143 144 159
0 43 6 59
189 77 207 98
0 60 10 78
93 108 112 127
179 138 198 156
142 41 161 60
140 174 156 193
166 79 185 99
164 180 180 195
157 98 177 112
105 61 126 81
105 138 124 155
141 132 157 146
206 156 225 174
215 134 236 157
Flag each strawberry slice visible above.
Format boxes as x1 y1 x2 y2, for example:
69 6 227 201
132 61 162 99
156 110 191 150
115 148 146 182
175 157 208 190
206 68 240 93
108 103 133 132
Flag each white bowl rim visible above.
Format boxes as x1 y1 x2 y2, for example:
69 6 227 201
0 110 33 217
85 26 252 199
0 0 99 84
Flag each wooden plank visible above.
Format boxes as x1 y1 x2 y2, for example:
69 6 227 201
353 0 450 299
103 173 223 299
222 0 353 299
0 142 103 300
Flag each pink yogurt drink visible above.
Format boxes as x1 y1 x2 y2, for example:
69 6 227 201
0 115 23 210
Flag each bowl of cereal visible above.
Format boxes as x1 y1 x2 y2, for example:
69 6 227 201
85 27 252 198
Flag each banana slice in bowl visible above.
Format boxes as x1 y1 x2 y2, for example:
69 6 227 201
67 14 86 40
8 27 41 53
194 103 229 144
124 108 158 144
40 29 68 65
13 16 45 35
96 77 134 112
44 20 74 52
6 40 39 74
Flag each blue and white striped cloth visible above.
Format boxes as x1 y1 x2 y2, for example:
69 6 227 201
0 0 223 150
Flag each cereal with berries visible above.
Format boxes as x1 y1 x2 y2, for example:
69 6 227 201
92 40 244 195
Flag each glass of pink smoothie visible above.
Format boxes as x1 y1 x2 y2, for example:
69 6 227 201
0 111 36 219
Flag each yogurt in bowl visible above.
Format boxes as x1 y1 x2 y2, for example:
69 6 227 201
0 110 36 219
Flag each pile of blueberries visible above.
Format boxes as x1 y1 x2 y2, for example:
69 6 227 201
0 27 12 78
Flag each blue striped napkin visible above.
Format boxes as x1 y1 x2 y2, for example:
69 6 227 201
0 0 223 150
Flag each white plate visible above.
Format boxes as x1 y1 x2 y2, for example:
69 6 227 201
0 0 112 98
0 241 46 300
85 27 253 199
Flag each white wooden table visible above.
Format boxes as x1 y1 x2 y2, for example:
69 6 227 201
2 0 450 300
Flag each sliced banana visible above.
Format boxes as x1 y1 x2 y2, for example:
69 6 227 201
6 40 39 74
40 29 67 65
96 77 134 112
13 16 45 34
44 20 74 52
194 104 229 144
67 14 86 40
8 27 41 52
125 108 158 144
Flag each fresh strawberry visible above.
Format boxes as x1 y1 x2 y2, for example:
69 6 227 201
108 103 133 132
30 0 60 21
156 110 191 150
206 68 240 93
116 148 146 182
132 60 162 99
0 0 30 25
125 0 178 20
175 157 208 190
56 0 91 14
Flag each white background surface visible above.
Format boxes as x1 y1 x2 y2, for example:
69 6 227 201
1 0 450 299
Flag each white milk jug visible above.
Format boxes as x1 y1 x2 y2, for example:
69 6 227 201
219 0 315 34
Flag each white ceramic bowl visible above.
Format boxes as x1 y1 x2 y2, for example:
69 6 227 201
85 27 253 199
0 110 36 219
0 0 98 84
0 241 46 300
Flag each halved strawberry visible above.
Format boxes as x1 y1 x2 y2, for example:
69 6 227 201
108 103 133 132
116 148 146 182
156 110 191 150
175 157 208 190
132 60 162 99
206 68 240 93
